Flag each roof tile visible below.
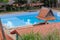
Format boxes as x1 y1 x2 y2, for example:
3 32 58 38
37 7 55 20
11 23 60 36
0 29 13 40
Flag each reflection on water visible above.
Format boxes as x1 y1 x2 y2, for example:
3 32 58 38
57 12 60 17
3 19 33 29
3 21 14 29
25 19 32 25
25 19 37 25
34 22 37 24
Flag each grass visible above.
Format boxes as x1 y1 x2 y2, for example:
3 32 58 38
17 29 60 40
44 29 60 40
18 32 43 40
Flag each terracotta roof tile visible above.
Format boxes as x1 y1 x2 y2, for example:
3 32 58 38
37 16 55 20
0 19 13 40
0 29 13 40
37 7 55 20
38 7 50 17
11 23 60 36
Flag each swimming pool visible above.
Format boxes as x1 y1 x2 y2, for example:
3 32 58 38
0 11 60 28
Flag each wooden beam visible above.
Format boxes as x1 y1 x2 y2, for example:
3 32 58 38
0 19 6 40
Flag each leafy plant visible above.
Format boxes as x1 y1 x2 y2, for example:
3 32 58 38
17 29 60 40
18 32 43 40
44 29 60 40
0 0 8 3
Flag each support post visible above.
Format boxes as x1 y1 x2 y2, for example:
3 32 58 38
16 34 18 40
0 19 6 40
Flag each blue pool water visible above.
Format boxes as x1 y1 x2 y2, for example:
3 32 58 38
0 11 60 28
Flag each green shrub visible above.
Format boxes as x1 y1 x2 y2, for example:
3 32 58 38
44 29 60 40
0 0 8 3
18 32 43 40
17 29 60 40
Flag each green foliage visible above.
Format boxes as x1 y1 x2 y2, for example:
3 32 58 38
0 0 8 3
17 29 60 40
3 0 8 3
31 0 37 3
0 0 2 2
44 0 57 7
18 32 42 40
44 29 60 40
